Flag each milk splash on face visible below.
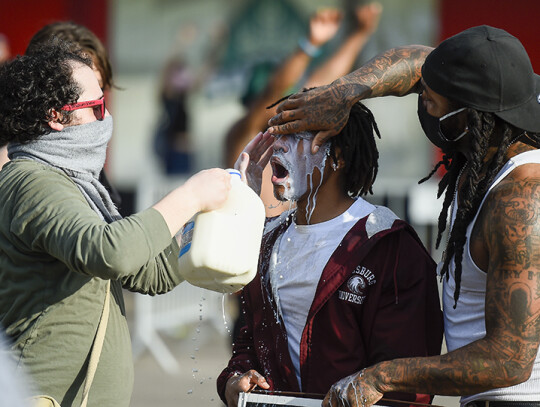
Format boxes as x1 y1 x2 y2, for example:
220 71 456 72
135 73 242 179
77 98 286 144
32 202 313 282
272 133 330 224
266 134 330 321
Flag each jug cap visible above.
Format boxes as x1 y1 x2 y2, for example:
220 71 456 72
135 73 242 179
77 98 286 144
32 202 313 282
227 169 241 179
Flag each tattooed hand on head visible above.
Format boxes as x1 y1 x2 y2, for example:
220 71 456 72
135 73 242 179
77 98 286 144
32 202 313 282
267 45 432 154
268 82 356 154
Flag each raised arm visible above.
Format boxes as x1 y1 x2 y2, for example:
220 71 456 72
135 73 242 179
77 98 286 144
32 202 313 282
224 8 342 167
268 45 433 153
305 2 382 88
262 8 342 101
324 177 540 406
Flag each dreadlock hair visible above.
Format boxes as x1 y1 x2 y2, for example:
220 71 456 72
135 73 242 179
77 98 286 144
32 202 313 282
268 89 381 197
329 102 381 197
420 108 540 308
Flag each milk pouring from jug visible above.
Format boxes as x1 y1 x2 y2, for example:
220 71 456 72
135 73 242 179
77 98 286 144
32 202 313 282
177 169 265 293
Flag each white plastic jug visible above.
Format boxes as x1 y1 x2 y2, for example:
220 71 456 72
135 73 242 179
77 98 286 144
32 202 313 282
177 169 266 293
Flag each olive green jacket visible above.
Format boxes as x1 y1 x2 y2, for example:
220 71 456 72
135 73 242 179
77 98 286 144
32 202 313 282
0 159 183 406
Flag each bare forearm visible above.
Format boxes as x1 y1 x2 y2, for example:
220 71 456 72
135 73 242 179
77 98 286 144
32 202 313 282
152 184 200 237
372 339 533 396
152 169 231 237
258 49 311 107
330 45 433 105
245 50 312 136
268 45 433 142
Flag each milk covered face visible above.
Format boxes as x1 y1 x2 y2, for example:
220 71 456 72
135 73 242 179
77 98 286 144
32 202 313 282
270 132 329 202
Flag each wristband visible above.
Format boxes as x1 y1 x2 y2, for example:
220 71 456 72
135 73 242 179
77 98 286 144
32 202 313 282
298 38 322 57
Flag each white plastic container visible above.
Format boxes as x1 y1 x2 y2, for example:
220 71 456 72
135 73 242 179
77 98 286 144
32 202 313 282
177 169 266 293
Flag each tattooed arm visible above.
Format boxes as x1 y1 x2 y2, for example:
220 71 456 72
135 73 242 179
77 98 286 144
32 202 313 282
323 174 540 406
267 45 433 153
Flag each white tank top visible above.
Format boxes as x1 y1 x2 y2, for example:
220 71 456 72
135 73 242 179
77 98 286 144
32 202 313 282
443 150 540 403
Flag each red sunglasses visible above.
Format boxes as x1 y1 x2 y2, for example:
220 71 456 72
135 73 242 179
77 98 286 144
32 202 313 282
61 97 106 121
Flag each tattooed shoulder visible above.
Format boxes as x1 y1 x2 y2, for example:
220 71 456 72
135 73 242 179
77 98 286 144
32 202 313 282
482 174 540 271
482 174 540 358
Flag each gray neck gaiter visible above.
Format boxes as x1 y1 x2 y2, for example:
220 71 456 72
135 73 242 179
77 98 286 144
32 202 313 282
8 116 121 223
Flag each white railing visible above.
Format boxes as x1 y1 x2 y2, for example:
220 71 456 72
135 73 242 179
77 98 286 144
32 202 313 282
131 173 229 373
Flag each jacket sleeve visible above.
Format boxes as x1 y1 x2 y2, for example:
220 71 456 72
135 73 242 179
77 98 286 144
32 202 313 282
11 168 184 294
362 227 443 402
119 235 184 295
216 289 261 404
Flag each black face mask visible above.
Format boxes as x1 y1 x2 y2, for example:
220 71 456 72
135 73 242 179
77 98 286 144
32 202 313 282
417 95 468 152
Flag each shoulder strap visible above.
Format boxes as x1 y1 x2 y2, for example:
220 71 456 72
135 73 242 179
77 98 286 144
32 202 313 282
80 280 111 407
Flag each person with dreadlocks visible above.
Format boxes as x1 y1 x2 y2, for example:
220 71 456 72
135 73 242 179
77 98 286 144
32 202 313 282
217 102 443 407
267 25 540 407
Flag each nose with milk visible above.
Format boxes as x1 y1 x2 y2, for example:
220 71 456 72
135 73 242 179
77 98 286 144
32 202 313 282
177 169 265 293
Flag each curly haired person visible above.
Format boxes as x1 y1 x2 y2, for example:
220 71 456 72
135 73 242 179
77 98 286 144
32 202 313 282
0 41 231 406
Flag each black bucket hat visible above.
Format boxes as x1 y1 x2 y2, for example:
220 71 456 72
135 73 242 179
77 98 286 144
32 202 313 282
422 25 540 133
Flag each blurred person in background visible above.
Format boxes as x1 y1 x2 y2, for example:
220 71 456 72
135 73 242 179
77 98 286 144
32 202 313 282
268 25 540 407
0 33 9 64
153 56 194 175
0 33 11 169
25 21 122 207
218 101 442 407
225 3 382 218
0 40 231 407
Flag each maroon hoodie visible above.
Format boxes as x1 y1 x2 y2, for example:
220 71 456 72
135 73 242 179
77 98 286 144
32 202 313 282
217 207 443 406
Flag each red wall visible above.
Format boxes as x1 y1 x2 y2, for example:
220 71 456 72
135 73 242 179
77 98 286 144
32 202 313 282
439 0 540 73
0 0 110 166
433 0 540 168
0 0 108 57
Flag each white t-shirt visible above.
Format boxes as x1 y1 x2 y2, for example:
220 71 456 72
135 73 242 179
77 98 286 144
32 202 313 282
270 198 375 388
